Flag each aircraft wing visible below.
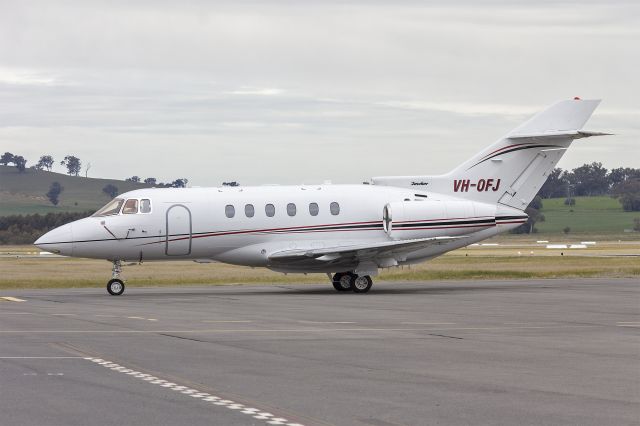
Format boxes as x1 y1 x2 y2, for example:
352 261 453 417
268 236 466 263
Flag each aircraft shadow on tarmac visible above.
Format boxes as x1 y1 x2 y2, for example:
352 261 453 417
65 282 548 299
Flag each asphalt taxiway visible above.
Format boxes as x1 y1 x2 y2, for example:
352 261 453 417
1 278 638 426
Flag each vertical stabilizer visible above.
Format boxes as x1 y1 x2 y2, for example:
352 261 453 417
372 99 607 210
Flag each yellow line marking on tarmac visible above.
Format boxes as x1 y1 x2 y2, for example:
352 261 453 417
0 297 25 302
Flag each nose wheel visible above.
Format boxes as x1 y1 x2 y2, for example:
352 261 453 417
331 272 373 293
107 260 126 296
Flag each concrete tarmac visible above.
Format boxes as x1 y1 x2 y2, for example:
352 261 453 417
0 278 638 426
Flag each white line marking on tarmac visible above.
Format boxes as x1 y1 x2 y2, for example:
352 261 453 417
86 357 305 426
0 297 25 302
617 322 640 327
0 356 84 359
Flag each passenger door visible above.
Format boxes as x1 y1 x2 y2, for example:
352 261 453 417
165 204 192 256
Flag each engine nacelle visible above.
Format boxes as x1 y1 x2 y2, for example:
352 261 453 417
383 199 496 239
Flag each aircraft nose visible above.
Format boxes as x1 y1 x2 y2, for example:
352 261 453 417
34 223 74 255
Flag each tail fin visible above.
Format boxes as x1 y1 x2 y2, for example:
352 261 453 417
372 99 609 210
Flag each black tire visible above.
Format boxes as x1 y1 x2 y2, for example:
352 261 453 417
332 273 353 292
352 275 373 293
107 278 125 296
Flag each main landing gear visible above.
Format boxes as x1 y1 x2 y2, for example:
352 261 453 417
107 260 125 296
332 272 373 293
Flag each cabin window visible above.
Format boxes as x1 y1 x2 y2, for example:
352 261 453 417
245 204 255 218
122 199 139 214
225 205 235 218
265 203 275 217
330 202 340 215
92 198 124 216
287 203 297 216
309 202 319 216
140 199 152 213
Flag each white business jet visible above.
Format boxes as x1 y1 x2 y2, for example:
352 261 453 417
35 99 608 295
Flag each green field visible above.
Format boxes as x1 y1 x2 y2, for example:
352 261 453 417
0 166 149 216
536 196 638 235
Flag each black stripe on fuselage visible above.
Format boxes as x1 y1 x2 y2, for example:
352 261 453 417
392 218 495 228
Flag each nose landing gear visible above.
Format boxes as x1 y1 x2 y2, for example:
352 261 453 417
331 272 373 293
107 260 126 296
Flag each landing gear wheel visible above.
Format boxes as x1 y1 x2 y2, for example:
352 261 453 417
107 278 125 296
332 273 354 291
352 275 373 293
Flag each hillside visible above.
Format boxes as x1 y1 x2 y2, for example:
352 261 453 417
0 166 150 216
536 196 638 235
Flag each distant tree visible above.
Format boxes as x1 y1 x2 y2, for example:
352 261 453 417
608 167 640 189
84 162 91 177
35 155 54 171
60 155 81 176
222 181 240 187
143 177 157 185
612 178 640 212
634 218 640 232
539 168 568 199
13 155 27 173
45 182 64 206
171 178 188 188
0 152 15 166
0 211 93 245
125 176 141 183
102 184 119 199
570 162 609 196
563 226 571 234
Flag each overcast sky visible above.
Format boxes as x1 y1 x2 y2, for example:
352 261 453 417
0 0 638 186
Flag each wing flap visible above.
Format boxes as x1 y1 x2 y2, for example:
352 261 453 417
268 236 466 262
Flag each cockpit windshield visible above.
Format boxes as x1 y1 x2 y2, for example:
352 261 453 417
92 198 124 217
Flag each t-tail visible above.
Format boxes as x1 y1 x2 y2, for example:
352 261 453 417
372 98 610 211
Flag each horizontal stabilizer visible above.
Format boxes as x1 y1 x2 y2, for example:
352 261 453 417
508 130 613 140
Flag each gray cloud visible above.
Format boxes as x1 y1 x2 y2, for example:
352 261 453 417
0 0 638 185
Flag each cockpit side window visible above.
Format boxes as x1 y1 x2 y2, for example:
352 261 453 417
140 199 152 213
92 198 124 216
122 199 139 214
